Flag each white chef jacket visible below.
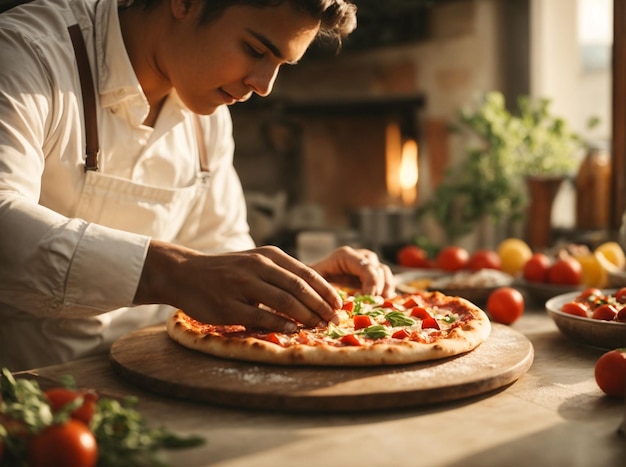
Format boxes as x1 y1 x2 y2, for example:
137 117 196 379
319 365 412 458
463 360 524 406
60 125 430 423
0 0 256 371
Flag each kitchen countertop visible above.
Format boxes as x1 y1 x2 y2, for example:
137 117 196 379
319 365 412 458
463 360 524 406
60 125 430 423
17 309 626 467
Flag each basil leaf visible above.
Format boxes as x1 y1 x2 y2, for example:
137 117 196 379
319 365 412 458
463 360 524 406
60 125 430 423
385 311 416 327
441 315 457 324
327 322 346 338
353 307 385 317
359 325 390 339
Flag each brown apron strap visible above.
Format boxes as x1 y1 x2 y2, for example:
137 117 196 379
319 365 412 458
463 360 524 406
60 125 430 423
67 24 99 172
66 24 205 174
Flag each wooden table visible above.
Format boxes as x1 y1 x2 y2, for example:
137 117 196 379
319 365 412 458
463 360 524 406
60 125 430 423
18 309 626 467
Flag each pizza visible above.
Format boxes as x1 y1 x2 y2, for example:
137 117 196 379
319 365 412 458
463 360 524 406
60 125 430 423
166 289 491 367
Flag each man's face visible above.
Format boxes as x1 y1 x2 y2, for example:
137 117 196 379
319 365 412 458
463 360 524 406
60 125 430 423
162 2 321 115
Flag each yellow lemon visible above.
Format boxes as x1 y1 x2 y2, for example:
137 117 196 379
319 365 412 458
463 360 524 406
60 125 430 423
497 238 533 276
574 253 608 288
594 241 626 269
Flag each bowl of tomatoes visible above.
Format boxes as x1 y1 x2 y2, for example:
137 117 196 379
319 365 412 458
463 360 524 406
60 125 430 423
517 252 586 304
545 288 626 350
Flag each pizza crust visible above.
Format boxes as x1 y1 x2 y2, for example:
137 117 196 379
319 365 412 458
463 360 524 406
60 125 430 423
166 293 492 367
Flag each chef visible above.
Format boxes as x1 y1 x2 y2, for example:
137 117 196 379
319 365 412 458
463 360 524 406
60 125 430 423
0 0 394 371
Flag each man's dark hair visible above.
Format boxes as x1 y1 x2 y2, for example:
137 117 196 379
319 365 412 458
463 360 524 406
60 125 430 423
132 0 357 47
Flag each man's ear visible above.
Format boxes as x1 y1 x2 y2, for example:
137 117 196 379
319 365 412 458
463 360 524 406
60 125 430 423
171 0 193 19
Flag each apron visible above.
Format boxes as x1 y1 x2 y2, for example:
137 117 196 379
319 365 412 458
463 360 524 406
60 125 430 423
59 21 211 359
0 12 212 369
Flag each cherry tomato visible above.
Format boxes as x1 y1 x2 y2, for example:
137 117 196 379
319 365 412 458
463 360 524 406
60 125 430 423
436 246 469 272
353 314 373 330
592 304 618 321
486 287 525 325
341 300 354 312
392 328 411 339
28 419 98 467
410 306 432 320
340 334 362 346
616 307 626 322
467 249 502 271
264 332 283 345
560 301 588 318
547 257 582 285
577 288 604 300
522 253 551 283
421 317 440 329
402 297 419 308
44 388 98 426
594 348 626 398
615 287 626 304
397 245 431 268
381 300 400 310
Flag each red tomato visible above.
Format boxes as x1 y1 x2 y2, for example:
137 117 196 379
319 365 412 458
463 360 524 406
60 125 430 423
547 257 582 285
561 301 589 318
44 388 98 426
410 306 432 320
421 317 440 329
381 300 400 310
486 287 525 325
577 288 604 300
617 307 626 322
340 334 362 346
594 349 626 398
341 300 354 312
392 328 411 339
353 314 373 330
615 287 626 304
522 253 551 283
592 304 618 321
28 419 98 467
264 332 283 345
467 249 502 271
436 246 469 272
397 245 431 268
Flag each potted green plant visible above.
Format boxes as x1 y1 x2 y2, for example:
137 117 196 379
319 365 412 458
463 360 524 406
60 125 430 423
417 91 585 248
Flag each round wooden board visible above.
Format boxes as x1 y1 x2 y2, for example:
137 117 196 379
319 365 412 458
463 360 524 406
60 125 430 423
110 323 533 412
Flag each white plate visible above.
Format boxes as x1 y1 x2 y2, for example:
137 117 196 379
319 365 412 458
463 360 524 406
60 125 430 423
545 290 626 350
395 269 512 305
394 268 445 294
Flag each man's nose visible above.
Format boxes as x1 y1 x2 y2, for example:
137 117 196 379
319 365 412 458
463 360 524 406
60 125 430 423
245 64 279 97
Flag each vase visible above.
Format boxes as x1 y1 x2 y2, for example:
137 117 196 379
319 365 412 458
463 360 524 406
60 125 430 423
525 176 565 250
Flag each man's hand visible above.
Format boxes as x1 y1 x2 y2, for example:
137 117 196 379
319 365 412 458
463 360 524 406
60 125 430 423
309 246 395 298
134 240 343 331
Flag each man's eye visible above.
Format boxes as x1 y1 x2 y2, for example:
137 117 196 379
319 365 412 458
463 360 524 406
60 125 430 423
245 43 264 58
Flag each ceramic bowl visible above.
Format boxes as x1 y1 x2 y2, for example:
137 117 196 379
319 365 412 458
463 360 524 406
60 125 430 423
397 269 514 306
516 278 584 306
545 290 626 350
394 269 445 294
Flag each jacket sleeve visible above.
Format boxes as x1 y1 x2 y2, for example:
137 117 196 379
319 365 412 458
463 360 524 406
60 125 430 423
0 27 150 318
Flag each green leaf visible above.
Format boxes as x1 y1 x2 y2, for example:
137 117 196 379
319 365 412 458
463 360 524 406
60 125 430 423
358 325 390 339
385 311 416 327
327 322 346 338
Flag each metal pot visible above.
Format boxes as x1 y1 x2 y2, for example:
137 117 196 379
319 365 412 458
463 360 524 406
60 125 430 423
351 206 418 253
